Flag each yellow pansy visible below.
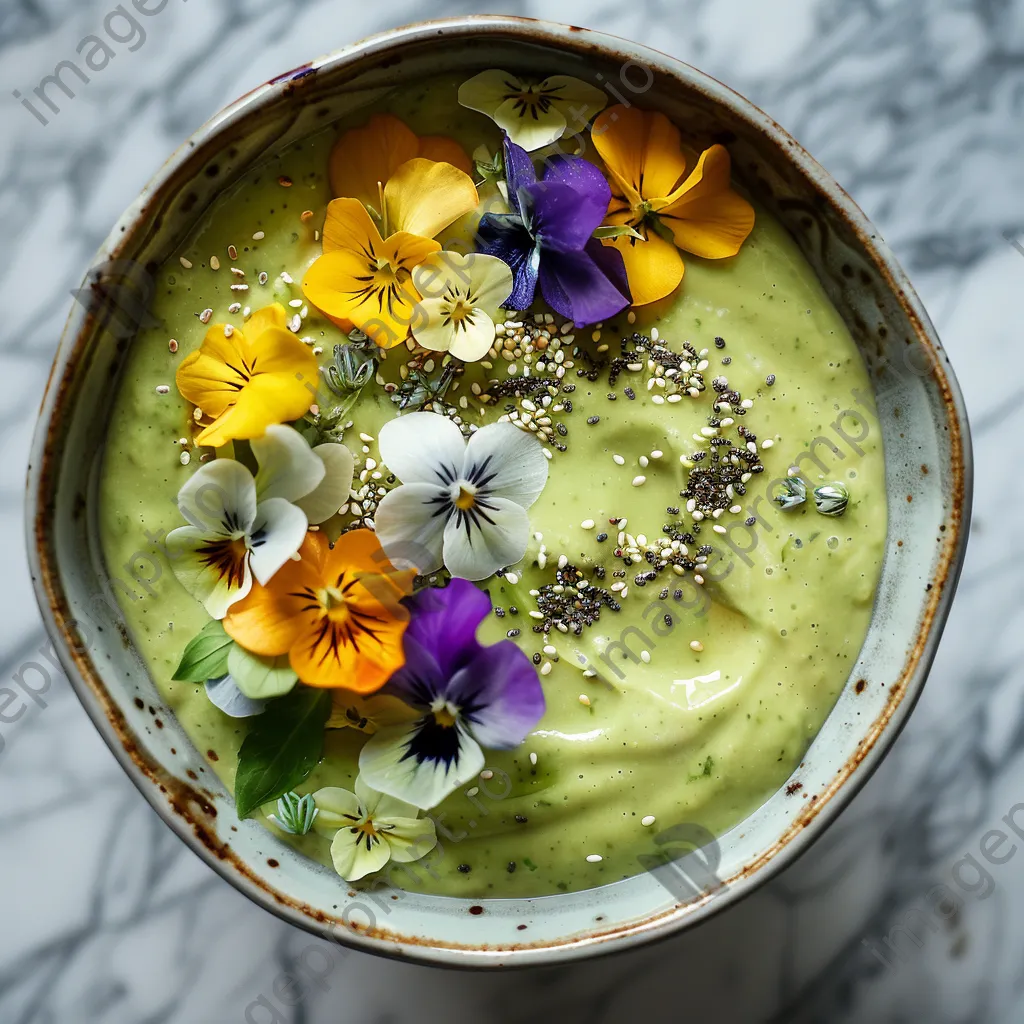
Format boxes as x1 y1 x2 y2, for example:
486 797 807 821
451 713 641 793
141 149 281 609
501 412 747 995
591 105 755 306
175 303 319 448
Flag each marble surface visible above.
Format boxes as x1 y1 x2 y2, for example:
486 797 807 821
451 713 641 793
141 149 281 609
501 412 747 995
1 0 1022 1021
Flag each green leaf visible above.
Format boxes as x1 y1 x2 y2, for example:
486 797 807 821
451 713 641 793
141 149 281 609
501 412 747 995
234 688 332 819
172 620 233 682
593 224 645 241
228 645 298 700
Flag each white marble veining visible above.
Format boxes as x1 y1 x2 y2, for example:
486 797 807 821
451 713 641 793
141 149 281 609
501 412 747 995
1 0 1022 1021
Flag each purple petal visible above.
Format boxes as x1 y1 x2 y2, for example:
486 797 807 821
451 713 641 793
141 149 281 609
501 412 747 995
539 246 632 326
540 155 611 238
525 180 599 254
404 579 492 679
476 213 539 310
449 641 546 750
585 237 631 302
383 634 447 711
502 136 537 218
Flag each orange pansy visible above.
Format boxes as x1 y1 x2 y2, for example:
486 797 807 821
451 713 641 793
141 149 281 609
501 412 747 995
591 105 755 306
223 529 415 693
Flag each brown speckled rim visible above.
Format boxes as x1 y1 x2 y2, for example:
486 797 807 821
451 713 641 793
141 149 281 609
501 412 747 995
26 16 972 967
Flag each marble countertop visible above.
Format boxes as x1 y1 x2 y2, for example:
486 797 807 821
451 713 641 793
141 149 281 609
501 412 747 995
2 0 1023 1021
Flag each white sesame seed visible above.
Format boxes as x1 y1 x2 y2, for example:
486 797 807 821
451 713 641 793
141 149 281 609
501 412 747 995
529 610 545 620
480 770 494 780
762 439 775 449
690 640 704 652
230 283 249 292
168 339 178 353
179 450 191 466
209 255 220 271
612 454 625 466
179 256 192 269
581 519 595 530
505 572 519 585
586 854 603 864
650 450 664 459
632 475 646 487
228 302 241 314
466 787 479 797
227 245 238 260
579 694 591 706
252 231 265 240
639 455 649 468
642 815 656 827
529 752 539 765
713 524 727 535
155 384 170 395
199 308 213 324
640 650 651 664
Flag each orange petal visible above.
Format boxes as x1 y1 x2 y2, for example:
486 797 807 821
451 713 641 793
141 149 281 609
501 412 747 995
418 136 473 176
659 145 755 259
591 105 689 205
602 228 685 307
329 113 419 208
222 535 326 655
383 158 479 239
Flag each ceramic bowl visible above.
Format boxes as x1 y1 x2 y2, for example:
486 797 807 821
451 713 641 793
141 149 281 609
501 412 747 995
27 16 972 967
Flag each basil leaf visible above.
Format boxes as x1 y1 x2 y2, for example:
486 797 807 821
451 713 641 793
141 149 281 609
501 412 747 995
228 645 299 700
234 688 332 819
172 620 233 682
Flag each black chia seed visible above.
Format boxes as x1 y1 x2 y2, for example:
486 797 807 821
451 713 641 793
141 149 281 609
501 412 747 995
458 864 471 873
766 374 776 386
507 628 521 638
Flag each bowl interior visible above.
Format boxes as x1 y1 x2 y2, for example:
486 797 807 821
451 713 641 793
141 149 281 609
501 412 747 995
28 18 970 966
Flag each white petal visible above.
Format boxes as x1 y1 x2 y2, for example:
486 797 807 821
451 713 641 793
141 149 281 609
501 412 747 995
177 459 257 535
359 722 485 810
372 482 449 575
378 411 466 487
457 68 524 119
463 421 550 508
442 495 530 581
295 443 355 524
465 253 515 317
204 675 266 718
311 786 361 836
165 526 253 618
252 424 325 504
330 825 392 881
493 95 566 152
356 773 421 821
448 309 496 363
248 498 308 585
383 816 437 864
539 74 609 131
409 296 459 354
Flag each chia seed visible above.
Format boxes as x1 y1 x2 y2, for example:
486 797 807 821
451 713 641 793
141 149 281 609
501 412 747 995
515 815 528 824
457 864 471 873
596 532 608 542
507 628 521 638
587 416 600 425
766 374 776 386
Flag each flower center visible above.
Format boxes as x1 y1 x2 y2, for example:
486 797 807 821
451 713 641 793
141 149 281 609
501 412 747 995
317 585 351 623
454 484 477 510
448 297 475 328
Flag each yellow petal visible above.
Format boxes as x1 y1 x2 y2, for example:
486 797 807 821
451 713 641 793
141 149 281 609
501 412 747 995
659 145 755 258
384 158 479 239
418 136 473 175
322 197 381 256
244 302 288 338
195 369 315 447
175 329 250 419
591 105 689 206
602 228 685 307
329 113 418 208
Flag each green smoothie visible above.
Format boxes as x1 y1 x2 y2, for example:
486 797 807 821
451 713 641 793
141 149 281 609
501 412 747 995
99 72 885 897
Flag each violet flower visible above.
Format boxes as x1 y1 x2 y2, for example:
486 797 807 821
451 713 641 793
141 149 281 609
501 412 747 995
358 579 545 809
476 134 631 327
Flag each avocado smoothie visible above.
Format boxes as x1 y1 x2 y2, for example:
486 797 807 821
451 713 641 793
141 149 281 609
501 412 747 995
99 71 885 897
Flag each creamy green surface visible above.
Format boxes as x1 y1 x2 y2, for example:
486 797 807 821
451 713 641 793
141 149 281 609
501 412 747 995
99 73 886 897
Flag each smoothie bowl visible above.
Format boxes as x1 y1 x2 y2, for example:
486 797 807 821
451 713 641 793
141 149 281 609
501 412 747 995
27 17 970 965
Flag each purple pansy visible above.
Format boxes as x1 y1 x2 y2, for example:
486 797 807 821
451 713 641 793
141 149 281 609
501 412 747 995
358 579 545 810
475 134 631 327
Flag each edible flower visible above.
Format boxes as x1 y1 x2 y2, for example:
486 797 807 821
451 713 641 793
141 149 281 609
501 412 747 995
458 70 607 152
176 303 319 448
411 251 514 361
222 529 414 692
167 426 354 618
476 135 630 326
373 411 549 582
813 483 850 517
590 105 755 305
328 113 473 209
359 580 545 809
312 776 437 881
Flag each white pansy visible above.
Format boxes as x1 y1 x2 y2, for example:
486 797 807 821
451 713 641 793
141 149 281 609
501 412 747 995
312 776 437 882
411 252 513 362
458 69 608 152
373 412 549 581
167 426 355 618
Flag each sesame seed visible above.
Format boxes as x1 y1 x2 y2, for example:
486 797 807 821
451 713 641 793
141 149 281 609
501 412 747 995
300 210 314 222
579 694 591 706
505 572 519 585
632 475 646 487
586 854 603 864
258 272 269 286
480 770 494 780
179 451 191 466
690 640 704 652
713 525 727 534
650 450 663 459
179 256 192 269
227 245 238 260
613 454 625 466
762 439 775 449
168 339 178 353
252 231 265 240
766 374 776 386
642 815 656 827
529 752 538 765
640 650 651 664
639 456 649 468
155 384 170 395
199 308 213 324
581 519 595 530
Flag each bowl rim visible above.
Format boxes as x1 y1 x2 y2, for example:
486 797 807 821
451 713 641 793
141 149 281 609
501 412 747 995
26 14 973 968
